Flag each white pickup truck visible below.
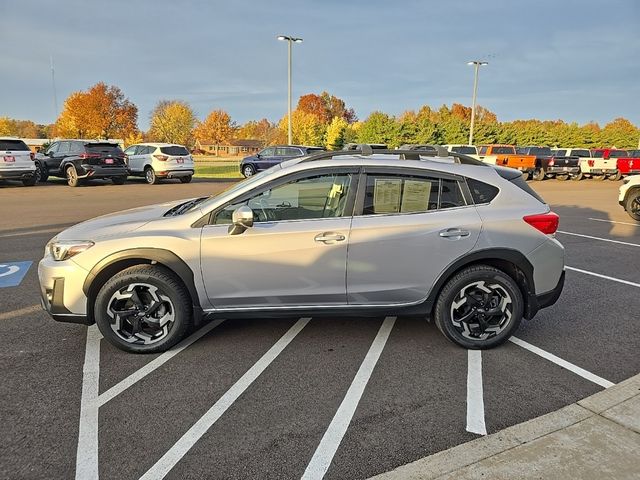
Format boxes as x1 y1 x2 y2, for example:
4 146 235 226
553 148 617 180
443 144 484 162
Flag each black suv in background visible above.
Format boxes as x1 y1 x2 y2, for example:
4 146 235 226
35 140 129 187
239 145 324 177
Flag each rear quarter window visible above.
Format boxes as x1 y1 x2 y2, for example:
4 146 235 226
0 139 30 151
160 146 189 156
467 178 499 204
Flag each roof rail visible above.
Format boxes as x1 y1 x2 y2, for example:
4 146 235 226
298 148 486 166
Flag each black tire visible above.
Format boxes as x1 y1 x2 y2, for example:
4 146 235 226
625 189 640 222
66 165 81 187
609 171 622 181
145 167 159 185
242 164 256 178
111 176 127 185
571 171 583 181
94 265 193 353
533 169 546 181
179 175 193 184
434 265 523 349
35 161 48 182
22 175 37 186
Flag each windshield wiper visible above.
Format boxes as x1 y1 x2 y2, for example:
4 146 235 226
164 197 209 217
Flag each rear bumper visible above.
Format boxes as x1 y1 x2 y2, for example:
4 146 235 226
157 169 194 178
526 270 565 319
0 168 36 179
547 166 579 174
77 164 129 179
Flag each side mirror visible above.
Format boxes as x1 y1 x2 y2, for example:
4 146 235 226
229 205 254 235
256 153 262 158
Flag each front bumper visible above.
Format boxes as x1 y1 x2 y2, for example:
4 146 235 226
38 256 91 324
0 168 36 180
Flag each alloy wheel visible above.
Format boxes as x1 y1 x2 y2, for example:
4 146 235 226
106 283 175 345
450 280 513 340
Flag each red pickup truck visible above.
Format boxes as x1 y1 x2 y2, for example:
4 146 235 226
616 149 640 178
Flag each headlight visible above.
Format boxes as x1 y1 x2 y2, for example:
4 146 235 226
46 239 94 261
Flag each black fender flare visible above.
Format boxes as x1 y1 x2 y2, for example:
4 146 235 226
83 248 203 322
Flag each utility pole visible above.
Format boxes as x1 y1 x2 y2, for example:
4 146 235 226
467 61 488 146
50 55 58 120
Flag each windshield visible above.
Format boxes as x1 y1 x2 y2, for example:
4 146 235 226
609 150 629 158
530 147 551 156
451 146 477 154
493 146 515 154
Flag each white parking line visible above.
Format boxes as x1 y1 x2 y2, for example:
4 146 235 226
0 304 41 321
510 337 614 388
301 316 396 480
588 217 640 227
566 266 640 289
0 227 65 238
75 325 102 480
558 230 640 247
139 317 311 480
98 319 226 407
466 350 487 435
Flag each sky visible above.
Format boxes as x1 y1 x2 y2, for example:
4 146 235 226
1 0 639 130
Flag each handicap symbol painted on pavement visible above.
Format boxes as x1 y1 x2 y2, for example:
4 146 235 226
0 261 33 288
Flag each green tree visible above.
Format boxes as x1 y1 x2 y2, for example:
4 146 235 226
278 110 325 146
325 116 349 150
357 111 399 147
148 100 197 146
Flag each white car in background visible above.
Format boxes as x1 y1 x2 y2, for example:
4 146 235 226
619 175 640 221
124 143 194 184
0 137 37 186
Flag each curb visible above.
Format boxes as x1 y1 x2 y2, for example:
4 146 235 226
370 373 640 480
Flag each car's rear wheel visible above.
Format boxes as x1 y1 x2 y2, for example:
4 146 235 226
533 169 546 181
434 265 523 349
112 176 127 185
609 171 622 181
145 167 159 185
179 175 193 183
35 161 48 182
242 164 256 177
571 171 583 181
66 165 80 187
22 175 37 186
94 265 193 353
625 190 640 221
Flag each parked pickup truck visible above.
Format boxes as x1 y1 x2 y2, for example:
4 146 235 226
443 144 482 161
478 145 535 177
516 146 580 181
554 148 616 181
614 150 640 179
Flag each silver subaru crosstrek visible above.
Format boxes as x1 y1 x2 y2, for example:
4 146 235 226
38 148 565 353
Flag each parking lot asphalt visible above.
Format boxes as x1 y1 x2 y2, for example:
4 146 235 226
1 177 638 479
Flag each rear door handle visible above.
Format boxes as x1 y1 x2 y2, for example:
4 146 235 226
439 228 470 238
314 232 346 244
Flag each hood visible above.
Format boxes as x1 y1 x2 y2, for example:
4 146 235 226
56 198 196 241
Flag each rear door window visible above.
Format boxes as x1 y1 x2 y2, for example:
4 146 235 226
160 145 189 156
0 139 30 151
58 142 71 155
361 174 441 215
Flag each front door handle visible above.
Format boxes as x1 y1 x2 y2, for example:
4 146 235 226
314 232 346 244
439 228 470 238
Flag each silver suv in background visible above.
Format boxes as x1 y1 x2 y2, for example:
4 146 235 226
0 137 37 186
124 143 194 184
38 148 565 353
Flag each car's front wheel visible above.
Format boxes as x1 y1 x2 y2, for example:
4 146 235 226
35 161 48 182
533 169 546 181
94 265 193 353
242 164 256 177
434 265 523 349
625 189 640 222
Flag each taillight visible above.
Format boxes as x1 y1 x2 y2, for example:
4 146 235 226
79 153 101 159
154 154 168 162
548 158 555 166
588 160 594 167
523 212 559 235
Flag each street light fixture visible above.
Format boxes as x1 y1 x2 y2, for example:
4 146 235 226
467 60 488 146
277 35 303 145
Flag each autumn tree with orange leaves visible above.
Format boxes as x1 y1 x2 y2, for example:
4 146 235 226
54 83 138 139
193 110 236 155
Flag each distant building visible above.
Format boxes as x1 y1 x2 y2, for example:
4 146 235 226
194 139 262 156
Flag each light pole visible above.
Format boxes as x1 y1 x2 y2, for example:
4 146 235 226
277 35 303 145
467 61 488 146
